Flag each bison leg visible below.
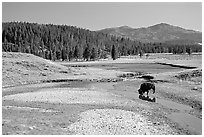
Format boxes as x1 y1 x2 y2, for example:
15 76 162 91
146 90 149 97
152 86 155 94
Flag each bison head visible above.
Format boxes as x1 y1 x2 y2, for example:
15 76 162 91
138 89 143 95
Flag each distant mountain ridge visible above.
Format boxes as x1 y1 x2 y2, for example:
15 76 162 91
98 23 202 43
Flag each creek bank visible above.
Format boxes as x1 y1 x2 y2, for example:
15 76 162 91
175 69 202 80
156 62 197 69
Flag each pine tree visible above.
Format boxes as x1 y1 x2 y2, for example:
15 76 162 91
139 50 143 58
61 47 67 61
83 45 92 61
74 45 80 60
90 47 98 61
68 50 73 61
182 45 186 54
186 47 192 55
111 44 118 60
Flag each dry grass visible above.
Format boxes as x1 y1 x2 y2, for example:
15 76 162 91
2 52 79 87
2 106 59 113
2 52 124 87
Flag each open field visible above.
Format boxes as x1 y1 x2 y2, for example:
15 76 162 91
60 53 202 68
2 52 202 135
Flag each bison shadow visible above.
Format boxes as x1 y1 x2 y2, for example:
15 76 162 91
139 94 156 102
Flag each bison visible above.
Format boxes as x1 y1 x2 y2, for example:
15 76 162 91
138 82 155 97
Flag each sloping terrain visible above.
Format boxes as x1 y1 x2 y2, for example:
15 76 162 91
2 52 123 87
2 52 82 87
98 23 202 43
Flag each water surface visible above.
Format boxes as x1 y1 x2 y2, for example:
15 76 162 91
65 63 185 73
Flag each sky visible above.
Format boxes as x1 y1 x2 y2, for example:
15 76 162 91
2 2 202 31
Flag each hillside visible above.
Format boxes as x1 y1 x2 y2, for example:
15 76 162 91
2 52 80 87
98 23 202 43
2 52 123 87
2 22 137 60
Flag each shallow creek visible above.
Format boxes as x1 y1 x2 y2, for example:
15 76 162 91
156 98 201 134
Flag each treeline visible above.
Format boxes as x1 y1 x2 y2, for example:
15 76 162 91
2 22 202 61
140 42 201 55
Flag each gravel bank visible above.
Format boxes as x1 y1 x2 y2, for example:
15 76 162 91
68 109 177 135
